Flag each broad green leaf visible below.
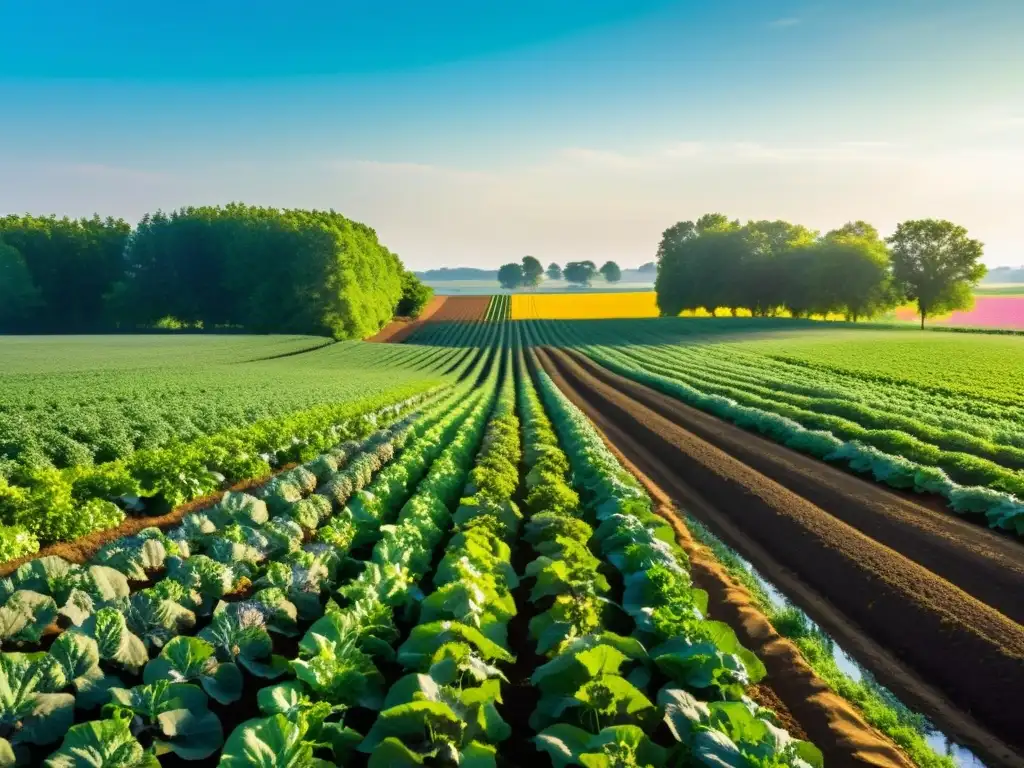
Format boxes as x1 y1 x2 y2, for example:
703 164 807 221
531 644 628 696
48 632 120 709
143 636 243 704
107 681 223 760
219 715 316 767
693 728 746 768
43 716 159 768
358 700 462 753
366 737 425 767
78 608 148 671
156 707 225 760
658 686 711 743
534 724 591 768
0 590 58 644
397 621 513 670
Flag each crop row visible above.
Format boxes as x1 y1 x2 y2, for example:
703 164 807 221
484 295 511 323
0 341 501 765
1 319 821 766
523 347 822 767
0 345 475 564
520 320 1024 536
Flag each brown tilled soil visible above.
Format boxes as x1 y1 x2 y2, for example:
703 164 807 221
427 295 492 323
535 347 1024 768
367 295 448 343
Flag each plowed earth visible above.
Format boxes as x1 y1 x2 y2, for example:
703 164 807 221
428 295 492 323
535 346 1024 768
367 295 448 342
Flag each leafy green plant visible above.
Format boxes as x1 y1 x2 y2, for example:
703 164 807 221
43 714 159 768
104 681 223 760
143 637 243 705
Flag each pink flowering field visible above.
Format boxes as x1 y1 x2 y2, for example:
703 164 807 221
894 296 1024 330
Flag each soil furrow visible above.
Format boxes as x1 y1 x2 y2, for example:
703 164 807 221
535 346 1024 768
565 347 1024 624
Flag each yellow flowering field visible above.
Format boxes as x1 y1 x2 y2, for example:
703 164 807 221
510 292 753 320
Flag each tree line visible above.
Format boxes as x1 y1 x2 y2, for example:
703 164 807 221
0 205 431 338
655 214 986 327
497 256 623 289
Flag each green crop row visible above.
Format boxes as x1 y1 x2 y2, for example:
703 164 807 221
565 340 1024 536
527 354 822 767
0 376 449 563
0 343 501 766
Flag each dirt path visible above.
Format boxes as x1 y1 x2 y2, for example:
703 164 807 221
367 295 448 342
535 347 1024 768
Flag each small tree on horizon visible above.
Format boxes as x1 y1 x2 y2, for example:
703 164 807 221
600 261 622 283
521 255 544 287
887 219 986 329
497 262 524 290
563 260 598 287
546 262 562 281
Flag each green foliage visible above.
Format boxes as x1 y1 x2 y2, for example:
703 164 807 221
498 263 524 289
564 261 599 287
548 262 563 281
0 242 42 331
116 204 407 339
888 218 986 328
654 214 904 320
396 271 434 318
599 261 622 284
522 256 545 287
0 215 131 333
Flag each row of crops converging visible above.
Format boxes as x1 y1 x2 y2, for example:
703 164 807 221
0 312 820 767
516 319 1024 537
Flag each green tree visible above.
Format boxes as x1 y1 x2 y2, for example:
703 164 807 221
0 214 130 331
0 241 42 329
546 262 562 281
396 270 433 317
497 262 524 289
887 219 986 328
599 260 622 283
521 255 544 287
816 222 898 322
563 260 598 287
119 205 406 338
637 261 656 274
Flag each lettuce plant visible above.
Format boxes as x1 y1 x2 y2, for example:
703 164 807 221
43 715 159 768
103 681 223 760
143 637 243 705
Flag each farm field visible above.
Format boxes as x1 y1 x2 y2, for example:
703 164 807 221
892 296 1024 330
510 290 1024 331
1 298 1022 768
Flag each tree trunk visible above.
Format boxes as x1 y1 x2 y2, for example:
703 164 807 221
920 313 925 330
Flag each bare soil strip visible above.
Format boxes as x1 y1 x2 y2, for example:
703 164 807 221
536 347 1024 768
565 349 1024 624
367 295 448 342
427 295 492 323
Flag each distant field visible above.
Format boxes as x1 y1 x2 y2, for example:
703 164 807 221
0 336 449 481
0 334 332 374
511 291 845 321
736 330 1024 404
975 283 1024 296
425 279 655 295
892 296 1024 330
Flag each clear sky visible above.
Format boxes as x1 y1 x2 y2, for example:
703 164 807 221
1 0 1022 269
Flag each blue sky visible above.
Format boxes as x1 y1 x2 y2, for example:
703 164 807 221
1 0 1022 269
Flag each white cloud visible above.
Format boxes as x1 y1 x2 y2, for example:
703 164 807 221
768 17 801 28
